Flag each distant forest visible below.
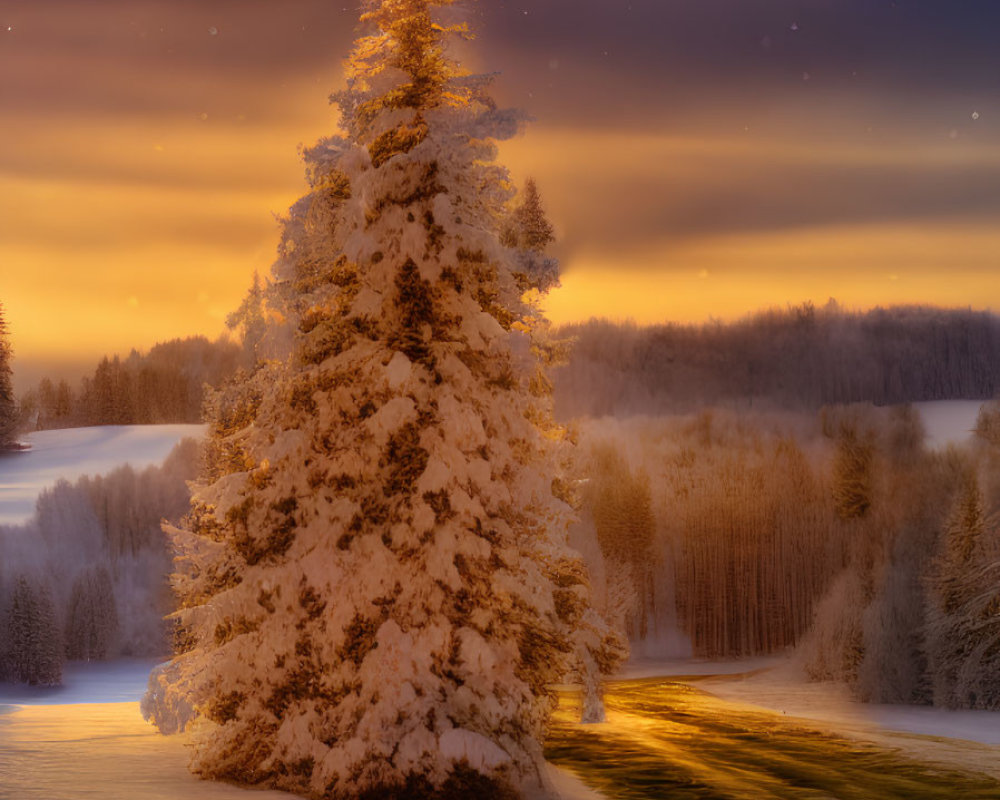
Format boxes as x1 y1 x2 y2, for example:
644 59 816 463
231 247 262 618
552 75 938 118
18 304 1000 429
20 336 242 430
0 439 199 684
554 304 1000 418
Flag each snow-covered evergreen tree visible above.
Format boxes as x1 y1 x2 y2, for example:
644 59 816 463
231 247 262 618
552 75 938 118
832 426 874 520
226 270 268 365
0 302 18 448
4 575 63 686
502 179 559 294
145 2 619 797
925 473 1000 709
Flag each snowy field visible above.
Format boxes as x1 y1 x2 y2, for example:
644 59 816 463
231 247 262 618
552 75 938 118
0 703 300 800
0 659 160 706
638 657 1000 748
0 662 302 800
0 660 600 800
640 657 1000 783
0 424 205 525
913 400 984 449
3 657 998 800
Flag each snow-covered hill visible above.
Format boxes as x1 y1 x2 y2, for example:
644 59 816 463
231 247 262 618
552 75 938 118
913 400 983 449
0 660 600 800
0 425 205 525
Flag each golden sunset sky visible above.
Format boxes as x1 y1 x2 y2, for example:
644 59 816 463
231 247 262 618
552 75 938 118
2 0 999 387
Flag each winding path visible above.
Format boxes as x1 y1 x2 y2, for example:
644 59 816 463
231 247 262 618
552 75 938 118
545 678 1000 800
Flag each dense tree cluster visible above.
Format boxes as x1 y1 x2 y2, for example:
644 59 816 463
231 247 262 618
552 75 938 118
580 447 656 642
0 302 18 448
64 566 120 661
20 336 242 430
790 404 999 710
553 387 1000 710
574 411 847 659
0 438 199 684
554 304 1000 418
2 576 62 686
924 469 1000 709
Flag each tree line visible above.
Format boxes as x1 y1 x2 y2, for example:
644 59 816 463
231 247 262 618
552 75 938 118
19 336 242 430
12 301 1000 431
554 303 1000 418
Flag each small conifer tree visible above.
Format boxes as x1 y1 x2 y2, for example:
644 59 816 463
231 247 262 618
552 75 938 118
510 179 555 253
226 271 268 365
502 179 559 293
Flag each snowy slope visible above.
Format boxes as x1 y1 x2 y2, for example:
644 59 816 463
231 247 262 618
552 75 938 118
0 658 603 800
913 400 983 449
638 657 1000 748
0 659 161 706
0 641 610 797
703 663 1000 747
0 703 602 800
0 425 205 525
0 702 299 800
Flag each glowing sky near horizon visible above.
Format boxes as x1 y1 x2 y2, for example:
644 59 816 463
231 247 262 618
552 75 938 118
2 0 1000 386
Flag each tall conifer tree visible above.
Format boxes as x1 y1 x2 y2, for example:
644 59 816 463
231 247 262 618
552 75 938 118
65 566 119 661
925 473 1000 709
0 302 18 447
5 576 63 686
144 3 619 797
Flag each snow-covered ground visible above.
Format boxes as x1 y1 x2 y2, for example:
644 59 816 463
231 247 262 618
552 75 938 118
2 658 997 799
0 659 599 800
913 400 984 449
0 659 160 706
0 702 300 800
629 656 1000 782
0 659 300 799
621 657 780 680
0 703 601 800
628 656 1000 746
0 424 205 525
687 658 1000 747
